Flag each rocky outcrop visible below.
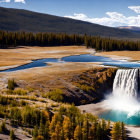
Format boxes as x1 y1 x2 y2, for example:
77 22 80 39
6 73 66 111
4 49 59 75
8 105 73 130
63 68 117 105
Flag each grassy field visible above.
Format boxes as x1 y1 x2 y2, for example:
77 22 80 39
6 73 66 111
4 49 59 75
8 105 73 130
0 46 94 68
0 46 97 91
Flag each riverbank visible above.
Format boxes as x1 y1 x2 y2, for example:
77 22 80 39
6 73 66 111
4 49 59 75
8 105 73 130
0 46 95 69
96 51 140 61
78 101 109 115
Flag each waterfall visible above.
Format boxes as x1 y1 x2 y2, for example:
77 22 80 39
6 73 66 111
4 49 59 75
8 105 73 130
113 69 139 98
103 68 140 116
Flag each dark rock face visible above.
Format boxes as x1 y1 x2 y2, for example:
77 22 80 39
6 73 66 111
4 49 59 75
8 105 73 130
63 68 117 105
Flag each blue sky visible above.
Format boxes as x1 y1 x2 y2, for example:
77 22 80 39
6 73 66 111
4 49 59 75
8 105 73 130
0 0 140 27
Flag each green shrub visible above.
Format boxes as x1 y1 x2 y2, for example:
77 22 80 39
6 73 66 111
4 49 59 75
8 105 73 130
6 89 14 95
0 120 7 133
47 89 63 102
14 88 27 95
0 95 18 106
51 103 59 107
20 100 27 106
8 79 17 90
27 87 34 93
10 129 15 140
41 93 46 98
77 84 95 92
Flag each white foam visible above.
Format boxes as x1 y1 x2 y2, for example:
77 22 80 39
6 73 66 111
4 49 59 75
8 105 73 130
104 69 140 117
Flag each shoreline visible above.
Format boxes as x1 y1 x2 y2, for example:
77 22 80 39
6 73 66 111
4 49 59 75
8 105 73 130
78 102 140 139
96 51 140 62
78 100 109 116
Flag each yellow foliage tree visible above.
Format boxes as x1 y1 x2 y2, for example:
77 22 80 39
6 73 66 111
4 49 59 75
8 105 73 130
111 122 121 140
49 115 57 136
63 117 72 139
74 125 81 140
51 123 61 140
82 119 89 140
88 124 95 140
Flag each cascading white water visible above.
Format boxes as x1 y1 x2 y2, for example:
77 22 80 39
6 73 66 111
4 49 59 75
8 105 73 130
103 69 140 116
113 69 138 98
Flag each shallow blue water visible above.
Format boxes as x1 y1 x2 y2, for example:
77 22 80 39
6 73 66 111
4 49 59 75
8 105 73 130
62 54 140 68
1 54 140 72
61 54 118 62
99 110 140 126
1 58 59 72
102 62 140 68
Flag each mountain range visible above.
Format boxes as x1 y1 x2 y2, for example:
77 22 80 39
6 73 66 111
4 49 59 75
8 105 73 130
0 6 140 39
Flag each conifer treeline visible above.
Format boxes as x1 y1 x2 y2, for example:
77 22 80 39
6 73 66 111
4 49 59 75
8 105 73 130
0 30 140 51
0 31 84 48
85 36 140 51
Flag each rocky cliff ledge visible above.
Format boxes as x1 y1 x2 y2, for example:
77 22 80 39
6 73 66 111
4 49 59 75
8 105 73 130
63 68 117 105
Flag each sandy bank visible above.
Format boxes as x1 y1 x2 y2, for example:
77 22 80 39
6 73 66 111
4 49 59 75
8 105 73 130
78 101 108 116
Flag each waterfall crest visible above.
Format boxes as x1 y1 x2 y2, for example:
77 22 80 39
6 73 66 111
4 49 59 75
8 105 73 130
113 69 138 98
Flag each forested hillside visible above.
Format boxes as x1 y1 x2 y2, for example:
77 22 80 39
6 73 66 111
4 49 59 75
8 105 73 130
0 6 140 38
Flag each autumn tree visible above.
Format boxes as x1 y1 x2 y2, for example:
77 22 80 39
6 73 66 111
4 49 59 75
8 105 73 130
88 124 95 140
111 122 121 140
82 119 89 140
51 123 61 140
74 125 82 140
63 116 72 139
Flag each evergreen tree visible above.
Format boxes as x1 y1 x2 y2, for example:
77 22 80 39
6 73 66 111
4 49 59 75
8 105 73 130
33 125 38 139
10 129 15 140
111 122 121 140
101 119 107 138
82 119 89 140
88 124 95 140
106 120 110 130
96 122 102 140
120 122 127 140
0 120 7 133
44 120 50 140
38 121 45 138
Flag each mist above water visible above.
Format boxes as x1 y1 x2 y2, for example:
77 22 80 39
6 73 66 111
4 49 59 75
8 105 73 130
103 69 140 117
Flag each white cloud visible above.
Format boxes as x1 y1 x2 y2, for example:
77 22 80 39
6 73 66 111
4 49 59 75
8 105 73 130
65 7 140 27
0 0 10 3
0 0 25 3
128 6 140 13
14 0 25 4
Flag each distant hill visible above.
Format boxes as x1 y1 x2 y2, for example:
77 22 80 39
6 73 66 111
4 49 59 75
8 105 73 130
0 7 140 39
118 26 140 34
